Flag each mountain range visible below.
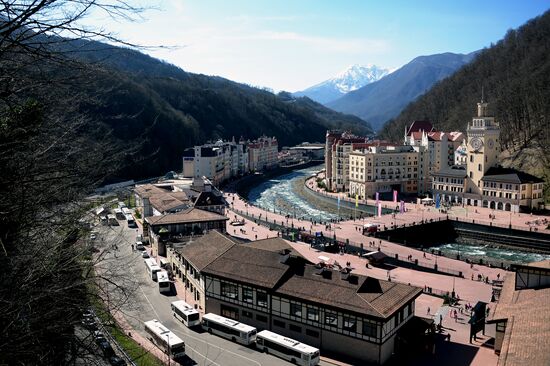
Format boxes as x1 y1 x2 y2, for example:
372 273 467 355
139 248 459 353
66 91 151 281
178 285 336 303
326 52 478 131
293 64 390 104
48 40 373 180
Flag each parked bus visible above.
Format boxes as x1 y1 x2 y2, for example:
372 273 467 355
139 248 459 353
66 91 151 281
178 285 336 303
117 201 127 209
107 214 118 226
122 207 131 215
157 270 171 294
144 258 162 281
114 208 125 220
201 313 257 345
171 300 200 327
125 214 136 228
143 319 185 359
256 330 320 366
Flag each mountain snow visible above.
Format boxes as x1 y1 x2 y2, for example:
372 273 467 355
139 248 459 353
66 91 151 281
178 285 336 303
293 64 391 104
331 64 391 93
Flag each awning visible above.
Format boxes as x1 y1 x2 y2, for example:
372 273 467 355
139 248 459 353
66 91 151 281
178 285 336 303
318 255 330 262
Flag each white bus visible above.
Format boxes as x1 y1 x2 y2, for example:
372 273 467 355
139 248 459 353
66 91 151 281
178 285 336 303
144 258 162 281
122 207 131 215
118 201 127 209
159 258 169 269
144 319 185 359
256 330 320 366
107 214 118 226
157 270 171 294
114 208 125 220
125 214 136 228
201 313 257 345
171 300 200 327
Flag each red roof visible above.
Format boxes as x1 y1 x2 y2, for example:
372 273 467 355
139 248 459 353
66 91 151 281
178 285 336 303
406 120 433 136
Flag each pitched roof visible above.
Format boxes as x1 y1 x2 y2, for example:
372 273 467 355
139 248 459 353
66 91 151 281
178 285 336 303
145 207 228 226
427 131 445 141
481 167 544 184
406 120 433 136
275 266 422 318
203 245 290 288
134 184 166 199
202 244 422 319
431 166 467 178
487 267 550 366
149 192 190 213
448 131 464 142
176 231 237 271
194 191 225 207
242 238 302 258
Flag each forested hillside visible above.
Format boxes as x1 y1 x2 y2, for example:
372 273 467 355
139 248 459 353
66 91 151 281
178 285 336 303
60 41 372 180
380 10 550 200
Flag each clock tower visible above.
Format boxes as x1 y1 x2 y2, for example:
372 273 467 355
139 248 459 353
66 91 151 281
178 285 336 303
465 97 500 195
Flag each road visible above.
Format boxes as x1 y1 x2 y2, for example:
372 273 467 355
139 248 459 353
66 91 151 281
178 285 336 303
94 219 310 366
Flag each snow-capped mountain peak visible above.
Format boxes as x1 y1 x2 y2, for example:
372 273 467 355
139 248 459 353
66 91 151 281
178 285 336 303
331 64 391 93
293 64 391 104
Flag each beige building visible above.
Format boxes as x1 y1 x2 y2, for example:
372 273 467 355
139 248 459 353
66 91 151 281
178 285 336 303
247 136 278 172
349 145 428 199
432 99 544 212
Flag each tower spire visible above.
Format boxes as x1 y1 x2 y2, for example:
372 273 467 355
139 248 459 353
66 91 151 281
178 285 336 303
481 85 484 103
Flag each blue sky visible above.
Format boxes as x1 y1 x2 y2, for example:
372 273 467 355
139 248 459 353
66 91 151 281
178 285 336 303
86 0 550 92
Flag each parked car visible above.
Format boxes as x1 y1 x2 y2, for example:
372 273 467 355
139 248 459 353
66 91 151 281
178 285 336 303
98 340 115 358
109 356 127 366
142 251 150 259
136 241 144 251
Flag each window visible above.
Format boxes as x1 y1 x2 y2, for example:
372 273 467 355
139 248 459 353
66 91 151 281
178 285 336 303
241 287 253 303
221 282 238 299
306 307 319 322
242 310 252 318
306 329 319 338
221 304 239 320
256 291 268 308
470 155 473 163
256 314 267 323
343 316 357 332
290 302 302 317
325 312 338 326
273 319 285 328
289 324 302 333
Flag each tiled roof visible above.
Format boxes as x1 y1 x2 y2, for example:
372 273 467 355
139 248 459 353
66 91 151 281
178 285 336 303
481 167 544 184
431 166 467 178
134 184 166 198
176 231 236 271
275 266 422 318
427 131 445 141
242 238 302 258
145 207 228 226
406 120 433 136
448 131 464 142
149 192 190 213
203 244 422 319
203 245 290 289
488 267 550 366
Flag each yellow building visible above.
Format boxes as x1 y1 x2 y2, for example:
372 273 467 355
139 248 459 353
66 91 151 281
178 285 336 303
432 99 544 212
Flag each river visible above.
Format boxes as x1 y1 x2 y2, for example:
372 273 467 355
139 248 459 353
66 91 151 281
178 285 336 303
248 166 550 265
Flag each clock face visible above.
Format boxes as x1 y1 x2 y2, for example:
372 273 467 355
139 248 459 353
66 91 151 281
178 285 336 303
487 138 494 149
470 137 483 151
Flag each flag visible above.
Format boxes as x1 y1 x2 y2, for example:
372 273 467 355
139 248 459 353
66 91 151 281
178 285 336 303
435 194 441 209
355 193 358 208
375 192 379 206
337 194 340 209
393 190 398 203
377 202 382 217
400 200 405 213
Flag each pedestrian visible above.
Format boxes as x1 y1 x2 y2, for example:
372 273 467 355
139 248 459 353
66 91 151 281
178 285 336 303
497 273 500 280
427 306 431 315
131 244 134 251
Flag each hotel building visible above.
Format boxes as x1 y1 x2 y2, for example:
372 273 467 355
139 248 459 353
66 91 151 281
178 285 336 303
431 100 544 212
247 136 279 172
